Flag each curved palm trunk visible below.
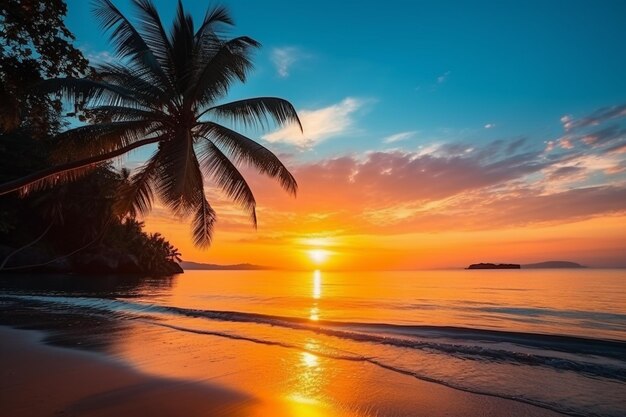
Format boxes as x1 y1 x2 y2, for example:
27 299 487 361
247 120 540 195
0 221 53 270
0 217 114 272
0 137 162 196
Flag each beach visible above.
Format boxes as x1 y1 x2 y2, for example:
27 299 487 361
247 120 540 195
0 325 566 417
0 327 254 417
2 270 625 417
1 1 625 415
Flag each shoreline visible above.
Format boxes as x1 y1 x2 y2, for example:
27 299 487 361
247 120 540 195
0 323 568 417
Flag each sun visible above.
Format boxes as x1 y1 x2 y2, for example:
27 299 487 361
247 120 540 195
308 249 329 265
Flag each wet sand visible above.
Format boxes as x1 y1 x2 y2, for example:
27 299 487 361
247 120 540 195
0 325 567 417
0 326 256 417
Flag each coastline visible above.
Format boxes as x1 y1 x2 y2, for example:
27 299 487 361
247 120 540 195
0 324 567 417
0 326 254 417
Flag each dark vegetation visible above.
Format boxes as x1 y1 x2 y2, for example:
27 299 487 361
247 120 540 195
0 0 181 275
0 0 300 246
466 263 521 270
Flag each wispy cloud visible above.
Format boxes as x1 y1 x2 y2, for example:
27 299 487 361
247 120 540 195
271 47 306 78
85 49 115 65
436 71 451 84
382 131 418 144
262 97 368 148
561 104 626 132
247 101 626 234
484 123 496 129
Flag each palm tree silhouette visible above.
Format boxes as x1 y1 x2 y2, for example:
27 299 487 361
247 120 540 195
0 0 302 247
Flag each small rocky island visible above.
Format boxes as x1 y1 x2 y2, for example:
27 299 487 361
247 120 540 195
467 263 521 269
466 261 587 269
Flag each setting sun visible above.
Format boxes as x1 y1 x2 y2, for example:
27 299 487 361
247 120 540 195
308 249 330 265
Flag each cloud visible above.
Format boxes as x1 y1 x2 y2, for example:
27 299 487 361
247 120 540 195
262 97 367 148
382 131 417 144
580 126 626 147
245 121 626 235
484 123 496 129
85 50 115 65
437 71 451 84
271 47 305 78
560 115 574 131
561 104 626 132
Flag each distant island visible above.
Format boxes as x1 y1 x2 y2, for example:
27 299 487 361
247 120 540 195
522 261 586 269
180 261 272 271
467 263 521 269
467 261 586 269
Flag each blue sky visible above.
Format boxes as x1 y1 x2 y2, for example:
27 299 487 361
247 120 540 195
65 0 626 160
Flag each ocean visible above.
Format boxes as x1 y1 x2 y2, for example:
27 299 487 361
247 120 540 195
1 269 625 417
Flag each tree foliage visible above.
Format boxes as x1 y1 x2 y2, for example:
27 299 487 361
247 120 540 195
1 0 302 248
0 0 90 134
0 1 180 275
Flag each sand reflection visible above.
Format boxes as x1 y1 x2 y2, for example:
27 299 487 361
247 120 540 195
285 340 325 415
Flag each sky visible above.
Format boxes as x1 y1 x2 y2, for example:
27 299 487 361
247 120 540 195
64 0 626 269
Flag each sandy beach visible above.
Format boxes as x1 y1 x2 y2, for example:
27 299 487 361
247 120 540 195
0 326 256 417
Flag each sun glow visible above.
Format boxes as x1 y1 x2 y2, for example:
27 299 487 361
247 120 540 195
308 249 329 265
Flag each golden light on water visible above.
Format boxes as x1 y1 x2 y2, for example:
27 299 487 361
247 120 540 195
301 351 319 368
309 306 319 321
310 270 322 321
313 270 321 299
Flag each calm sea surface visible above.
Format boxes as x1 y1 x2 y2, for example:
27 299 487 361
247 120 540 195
1 269 625 417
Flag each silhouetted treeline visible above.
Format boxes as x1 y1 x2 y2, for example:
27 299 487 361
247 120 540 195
0 0 182 275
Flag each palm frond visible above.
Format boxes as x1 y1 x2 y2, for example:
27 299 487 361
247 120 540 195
89 105 166 123
18 164 101 196
193 5 233 57
204 97 302 132
37 77 143 109
153 131 205 216
132 0 174 82
115 154 158 217
95 62 169 108
192 36 260 105
199 139 257 226
195 4 233 39
51 120 160 162
92 0 170 89
0 136 163 196
169 0 196 92
196 122 297 196
192 195 216 248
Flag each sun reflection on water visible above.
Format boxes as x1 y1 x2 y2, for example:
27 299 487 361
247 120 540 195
302 351 319 368
285 340 324 415
309 306 320 321
310 270 322 321
313 270 322 299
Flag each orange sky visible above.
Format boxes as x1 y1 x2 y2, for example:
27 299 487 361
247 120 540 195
139 99 626 270
142 152 626 270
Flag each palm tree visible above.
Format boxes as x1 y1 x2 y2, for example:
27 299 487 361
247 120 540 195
0 0 302 247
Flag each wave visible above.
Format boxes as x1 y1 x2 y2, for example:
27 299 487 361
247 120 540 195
4 294 626 417
4 294 625 383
